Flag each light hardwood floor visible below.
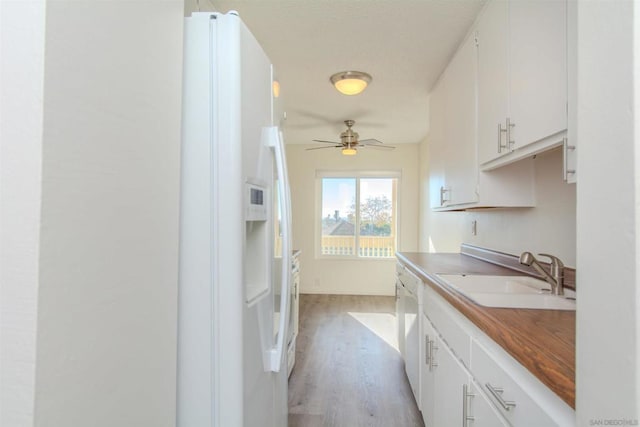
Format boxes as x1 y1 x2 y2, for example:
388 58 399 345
288 294 424 427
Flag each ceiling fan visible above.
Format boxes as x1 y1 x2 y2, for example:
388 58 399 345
306 120 396 155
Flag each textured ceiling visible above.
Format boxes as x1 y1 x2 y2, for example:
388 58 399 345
207 0 486 145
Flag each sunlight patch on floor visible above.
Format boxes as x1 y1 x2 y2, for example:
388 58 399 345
348 312 399 351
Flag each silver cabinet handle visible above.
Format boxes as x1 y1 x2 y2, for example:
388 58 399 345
439 186 449 206
429 339 438 371
462 384 475 426
563 137 576 182
425 335 430 366
498 122 508 153
507 117 515 148
485 383 516 411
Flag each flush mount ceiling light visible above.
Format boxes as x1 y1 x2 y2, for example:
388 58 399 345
330 71 372 96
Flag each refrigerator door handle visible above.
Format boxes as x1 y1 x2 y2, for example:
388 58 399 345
264 126 292 372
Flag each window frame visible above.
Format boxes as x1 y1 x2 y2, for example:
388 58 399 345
315 170 401 260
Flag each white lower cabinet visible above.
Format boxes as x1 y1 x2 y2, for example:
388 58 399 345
420 315 436 427
433 335 470 426
419 283 575 427
472 339 559 426
404 289 420 401
421 312 509 427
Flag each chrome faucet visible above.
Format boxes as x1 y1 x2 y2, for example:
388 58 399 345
519 252 565 296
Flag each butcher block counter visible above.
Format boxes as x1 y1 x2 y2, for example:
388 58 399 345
396 248 576 409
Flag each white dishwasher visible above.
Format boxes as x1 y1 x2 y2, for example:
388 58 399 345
396 263 421 405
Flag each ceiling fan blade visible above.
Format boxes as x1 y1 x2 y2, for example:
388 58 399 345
359 138 384 145
312 139 341 144
306 145 342 151
361 144 396 150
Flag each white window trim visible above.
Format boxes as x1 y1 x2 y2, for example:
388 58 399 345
315 170 402 260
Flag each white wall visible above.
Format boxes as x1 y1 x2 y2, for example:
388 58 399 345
1 1 184 426
287 144 419 296
418 145 577 266
576 1 639 422
0 1 46 425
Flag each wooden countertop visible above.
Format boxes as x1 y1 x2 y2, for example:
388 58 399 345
396 252 575 409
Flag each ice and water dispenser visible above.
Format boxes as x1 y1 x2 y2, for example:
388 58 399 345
244 181 270 304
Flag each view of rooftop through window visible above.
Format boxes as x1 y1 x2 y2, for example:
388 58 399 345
320 177 397 258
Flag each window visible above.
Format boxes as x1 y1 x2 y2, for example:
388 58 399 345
319 173 398 258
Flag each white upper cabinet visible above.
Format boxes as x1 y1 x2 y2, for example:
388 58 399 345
443 32 479 206
429 26 535 211
429 33 478 209
428 75 448 209
477 0 568 169
477 0 509 165
509 0 567 151
565 0 577 183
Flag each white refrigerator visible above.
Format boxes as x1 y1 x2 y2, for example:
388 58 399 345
177 12 292 427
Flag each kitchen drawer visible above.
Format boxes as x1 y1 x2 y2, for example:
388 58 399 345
397 263 422 294
471 339 559 427
423 283 471 368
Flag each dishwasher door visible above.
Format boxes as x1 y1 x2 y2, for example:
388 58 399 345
404 284 420 403
395 278 405 357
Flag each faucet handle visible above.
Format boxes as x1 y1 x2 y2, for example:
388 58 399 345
538 253 564 275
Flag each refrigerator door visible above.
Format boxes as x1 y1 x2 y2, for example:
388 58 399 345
264 127 292 373
178 12 244 427
178 12 290 427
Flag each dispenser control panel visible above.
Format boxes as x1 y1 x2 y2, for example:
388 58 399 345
245 182 267 221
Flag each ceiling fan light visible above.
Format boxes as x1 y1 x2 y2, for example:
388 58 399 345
342 147 357 156
272 80 280 98
330 71 372 95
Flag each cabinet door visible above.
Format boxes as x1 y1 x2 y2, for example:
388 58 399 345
443 33 479 206
395 280 405 358
472 340 559 426
433 336 470 427
420 315 436 427
428 78 447 208
404 289 420 402
477 0 509 164
509 0 567 149
565 0 577 183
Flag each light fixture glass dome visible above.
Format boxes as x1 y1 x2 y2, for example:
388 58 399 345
342 147 357 156
330 71 372 96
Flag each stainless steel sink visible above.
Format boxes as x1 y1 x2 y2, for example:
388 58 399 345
436 274 576 311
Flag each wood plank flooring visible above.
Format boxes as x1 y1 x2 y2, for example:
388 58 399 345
288 294 424 427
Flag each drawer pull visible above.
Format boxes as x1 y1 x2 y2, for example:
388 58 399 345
485 383 516 411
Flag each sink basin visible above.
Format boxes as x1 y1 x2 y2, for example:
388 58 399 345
436 274 576 311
